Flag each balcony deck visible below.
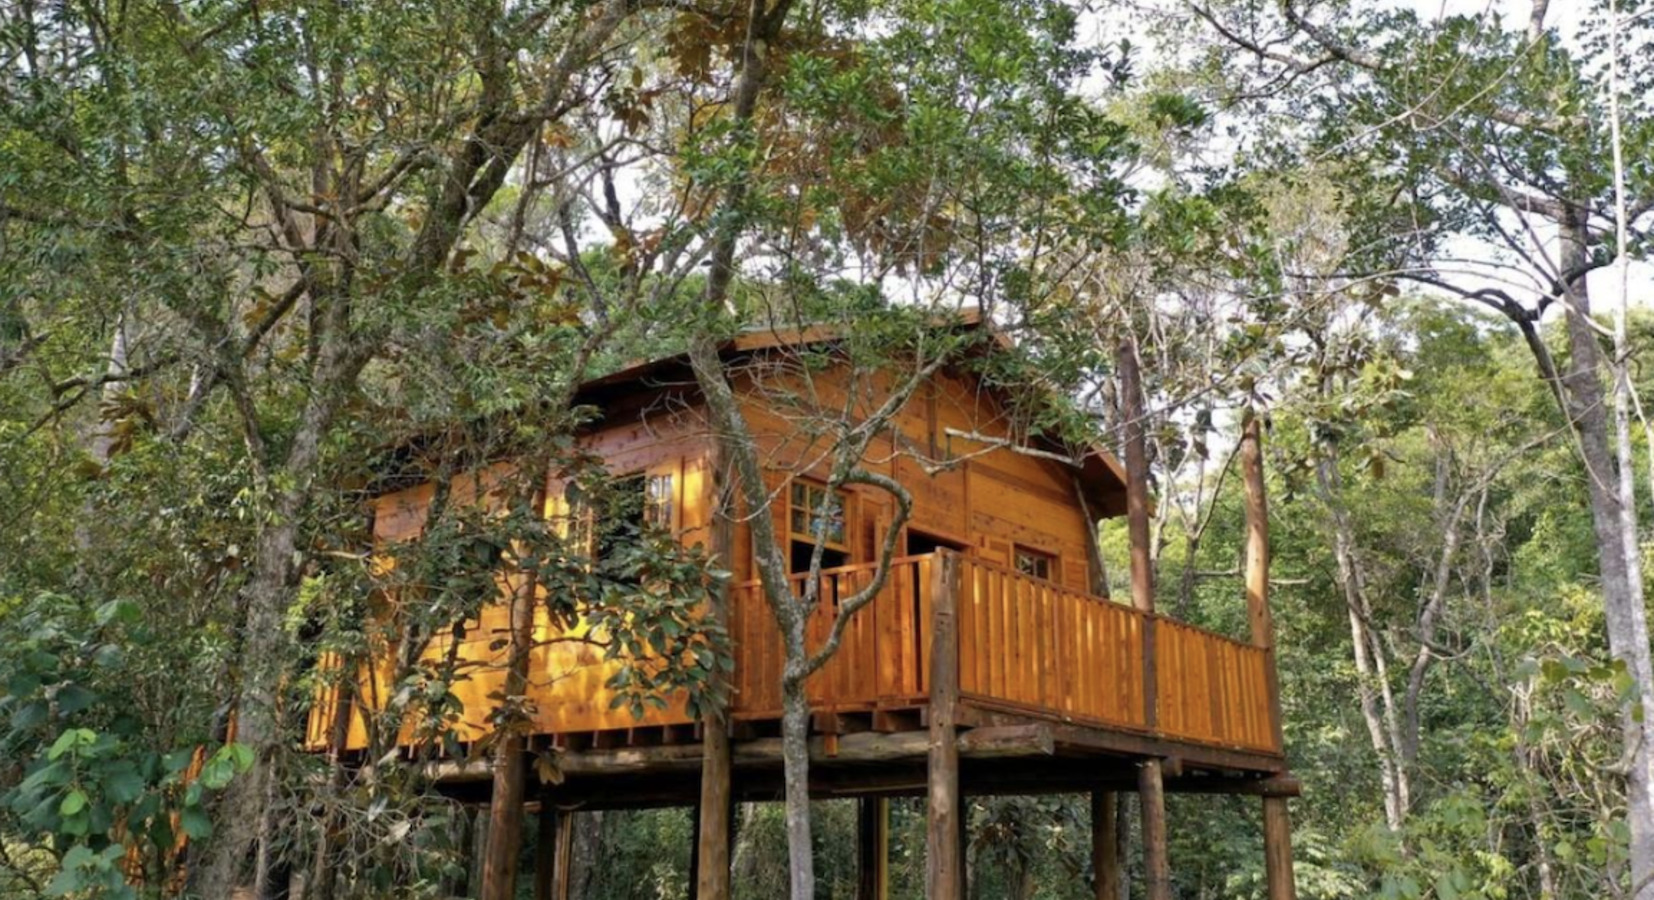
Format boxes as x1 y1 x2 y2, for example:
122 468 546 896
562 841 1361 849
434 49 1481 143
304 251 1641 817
730 553 1279 759
310 551 1283 804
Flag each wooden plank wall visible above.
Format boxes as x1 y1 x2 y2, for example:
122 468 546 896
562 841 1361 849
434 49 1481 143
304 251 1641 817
731 363 1094 593
317 404 716 751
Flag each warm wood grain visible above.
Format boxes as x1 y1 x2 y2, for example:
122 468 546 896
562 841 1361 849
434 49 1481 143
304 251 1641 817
306 359 1283 762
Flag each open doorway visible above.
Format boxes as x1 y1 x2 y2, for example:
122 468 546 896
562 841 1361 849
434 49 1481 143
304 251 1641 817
903 530 968 671
904 529 966 557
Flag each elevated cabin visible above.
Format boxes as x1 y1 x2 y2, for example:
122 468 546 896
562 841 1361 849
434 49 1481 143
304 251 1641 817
309 318 1298 900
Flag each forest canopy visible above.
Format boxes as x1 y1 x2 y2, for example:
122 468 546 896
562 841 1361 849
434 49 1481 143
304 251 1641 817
2 0 1652 898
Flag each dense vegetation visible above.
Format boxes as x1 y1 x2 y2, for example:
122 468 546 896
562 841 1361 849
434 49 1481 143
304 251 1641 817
2 0 1651 898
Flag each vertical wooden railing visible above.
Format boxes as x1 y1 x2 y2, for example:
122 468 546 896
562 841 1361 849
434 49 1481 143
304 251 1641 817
313 550 1282 753
729 555 934 718
948 554 1279 753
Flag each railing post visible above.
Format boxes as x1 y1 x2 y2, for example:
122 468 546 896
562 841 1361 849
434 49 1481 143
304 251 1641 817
1119 340 1171 900
1242 409 1285 752
1244 410 1296 900
1119 340 1159 730
926 551 963 900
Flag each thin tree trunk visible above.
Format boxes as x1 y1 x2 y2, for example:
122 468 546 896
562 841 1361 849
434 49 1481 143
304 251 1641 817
1316 454 1408 832
1557 214 1654 899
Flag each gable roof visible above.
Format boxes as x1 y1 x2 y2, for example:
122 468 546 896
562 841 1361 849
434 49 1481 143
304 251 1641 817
573 309 1128 517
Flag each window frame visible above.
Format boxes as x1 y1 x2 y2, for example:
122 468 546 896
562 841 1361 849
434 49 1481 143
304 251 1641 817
1012 543 1058 583
787 478 850 553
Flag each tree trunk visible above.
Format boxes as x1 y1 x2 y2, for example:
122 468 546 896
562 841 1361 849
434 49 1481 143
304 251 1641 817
194 518 302 897
779 669 815 900
1556 216 1654 898
1316 454 1408 833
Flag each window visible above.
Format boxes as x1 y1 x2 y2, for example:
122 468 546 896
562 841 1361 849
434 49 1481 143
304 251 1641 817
789 481 846 548
643 471 675 529
1014 545 1056 582
788 480 849 574
564 466 676 559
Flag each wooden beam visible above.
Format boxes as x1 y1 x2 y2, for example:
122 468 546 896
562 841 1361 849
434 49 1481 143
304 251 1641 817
1263 797 1297 900
423 725 1072 785
926 552 964 900
856 797 890 900
1139 760 1171 900
1091 791 1119 900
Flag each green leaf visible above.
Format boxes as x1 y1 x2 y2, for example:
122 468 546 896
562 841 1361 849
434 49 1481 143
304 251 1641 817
198 757 234 790
59 788 88 816
94 598 139 626
181 806 213 839
104 769 145 804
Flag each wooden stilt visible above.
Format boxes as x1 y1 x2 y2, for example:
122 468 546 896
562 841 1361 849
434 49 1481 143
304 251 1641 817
697 425 736 900
533 805 557 900
1138 761 1171 900
468 806 490 898
926 552 963 900
696 724 732 899
1092 791 1119 900
1120 339 1170 900
1263 797 1297 900
1244 408 1296 900
1115 793 1133 900
548 810 575 900
856 797 890 900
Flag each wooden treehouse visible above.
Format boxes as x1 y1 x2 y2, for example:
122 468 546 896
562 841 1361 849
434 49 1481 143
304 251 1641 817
309 318 1299 900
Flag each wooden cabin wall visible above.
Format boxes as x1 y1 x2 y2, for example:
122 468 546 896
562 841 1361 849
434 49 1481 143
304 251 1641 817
728 361 1101 593
320 358 1120 751
326 396 717 750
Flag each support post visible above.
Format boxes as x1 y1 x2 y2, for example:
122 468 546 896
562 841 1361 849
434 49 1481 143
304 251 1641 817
1242 409 1286 750
1243 411 1296 900
926 552 963 900
1138 761 1171 900
698 436 736 900
533 805 556 900
1092 791 1119 900
1263 796 1297 900
553 810 575 900
1118 341 1158 727
688 803 702 893
856 797 890 900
